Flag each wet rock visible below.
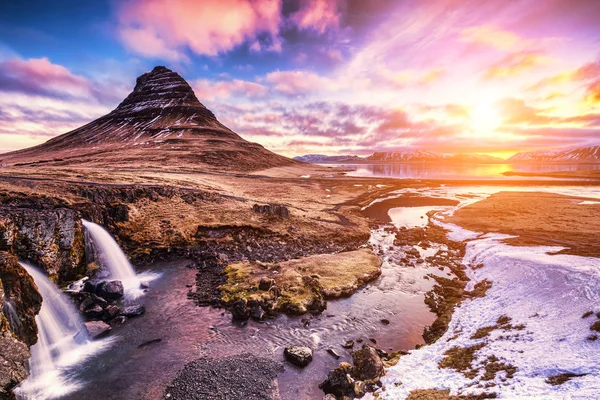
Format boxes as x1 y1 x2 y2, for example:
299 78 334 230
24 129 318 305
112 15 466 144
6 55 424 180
121 304 146 317
252 204 290 218
250 305 266 321
139 281 150 289
138 338 162 348
284 344 313 367
103 304 121 320
97 280 124 300
230 299 250 321
323 394 337 400
342 340 355 349
110 316 127 326
319 362 354 397
0 252 42 346
82 280 99 294
352 345 384 382
380 318 390 325
83 304 105 319
84 320 111 339
369 338 377 344
327 348 341 359
0 335 30 398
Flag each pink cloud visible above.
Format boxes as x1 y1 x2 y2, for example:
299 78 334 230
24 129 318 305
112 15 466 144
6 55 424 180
117 0 282 58
192 79 268 100
0 57 121 103
289 0 344 34
265 70 334 96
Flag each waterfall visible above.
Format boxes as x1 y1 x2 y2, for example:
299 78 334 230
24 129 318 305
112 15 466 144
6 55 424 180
15 262 113 400
82 219 137 282
3 298 23 337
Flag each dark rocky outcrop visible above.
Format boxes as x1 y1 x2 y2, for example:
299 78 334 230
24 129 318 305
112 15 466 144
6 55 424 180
0 252 43 397
0 195 86 281
0 252 41 346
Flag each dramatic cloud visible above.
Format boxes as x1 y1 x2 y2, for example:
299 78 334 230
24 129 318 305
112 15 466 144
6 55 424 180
117 0 283 58
289 0 344 34
0 57 125 103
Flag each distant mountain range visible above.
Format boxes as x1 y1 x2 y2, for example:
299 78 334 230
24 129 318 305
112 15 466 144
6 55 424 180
295 146 600 164
506 145 600 163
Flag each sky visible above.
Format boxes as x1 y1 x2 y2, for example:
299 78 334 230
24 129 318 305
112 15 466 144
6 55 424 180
1 0 600 159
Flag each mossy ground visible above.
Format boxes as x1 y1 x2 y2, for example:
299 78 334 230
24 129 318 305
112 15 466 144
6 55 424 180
219 248 382 315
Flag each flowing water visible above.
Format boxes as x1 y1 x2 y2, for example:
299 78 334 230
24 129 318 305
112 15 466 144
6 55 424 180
15 263 113 400
337 163 600 180
82 219 157 298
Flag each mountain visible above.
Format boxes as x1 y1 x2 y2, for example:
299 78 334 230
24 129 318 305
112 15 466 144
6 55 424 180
508 145 600 163
0 66 294 172
366 150 446 162
293 154 364 163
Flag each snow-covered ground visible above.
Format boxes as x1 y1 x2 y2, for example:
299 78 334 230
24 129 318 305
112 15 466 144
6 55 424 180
368 187 600 399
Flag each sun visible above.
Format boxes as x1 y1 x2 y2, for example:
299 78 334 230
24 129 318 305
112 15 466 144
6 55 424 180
468 103 502 135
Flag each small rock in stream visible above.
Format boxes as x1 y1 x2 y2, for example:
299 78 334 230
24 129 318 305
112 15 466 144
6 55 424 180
138 338 162 348
327 349 341 359
284 345 313 367
97 280 124 300
380 318 390 325
342 340 354 349
84 321 111 339
122 304 146 317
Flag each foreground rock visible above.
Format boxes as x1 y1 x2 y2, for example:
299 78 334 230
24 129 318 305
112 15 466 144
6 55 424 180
219 248 382 319
0 200 86 281
284 345 313 367
96 280 124 300
320 345 386 399
84 321 112 339
0 252 42 396
164 354 282 400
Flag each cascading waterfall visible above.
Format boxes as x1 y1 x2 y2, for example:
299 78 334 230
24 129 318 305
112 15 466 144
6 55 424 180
81 219 155 297
15 262 112 400
82 219 137 281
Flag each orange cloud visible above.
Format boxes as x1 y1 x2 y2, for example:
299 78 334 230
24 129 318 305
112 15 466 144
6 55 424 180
460 25 523 51
484 52 551 79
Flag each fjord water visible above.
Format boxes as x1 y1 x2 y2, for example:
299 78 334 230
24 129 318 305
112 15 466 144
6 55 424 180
338 163 600 179
15 263 112 400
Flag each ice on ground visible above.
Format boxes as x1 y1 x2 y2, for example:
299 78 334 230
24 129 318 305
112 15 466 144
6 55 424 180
372 225 600 399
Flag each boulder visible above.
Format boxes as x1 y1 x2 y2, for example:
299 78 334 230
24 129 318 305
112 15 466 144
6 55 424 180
284 344 313 367
352 345 384 382
97 280 124 300
230 299 250 321
103 304 121 320
84 321 111 339
252 204 290 218
319 362 354 396
122 304 146 317
250 305 266 321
